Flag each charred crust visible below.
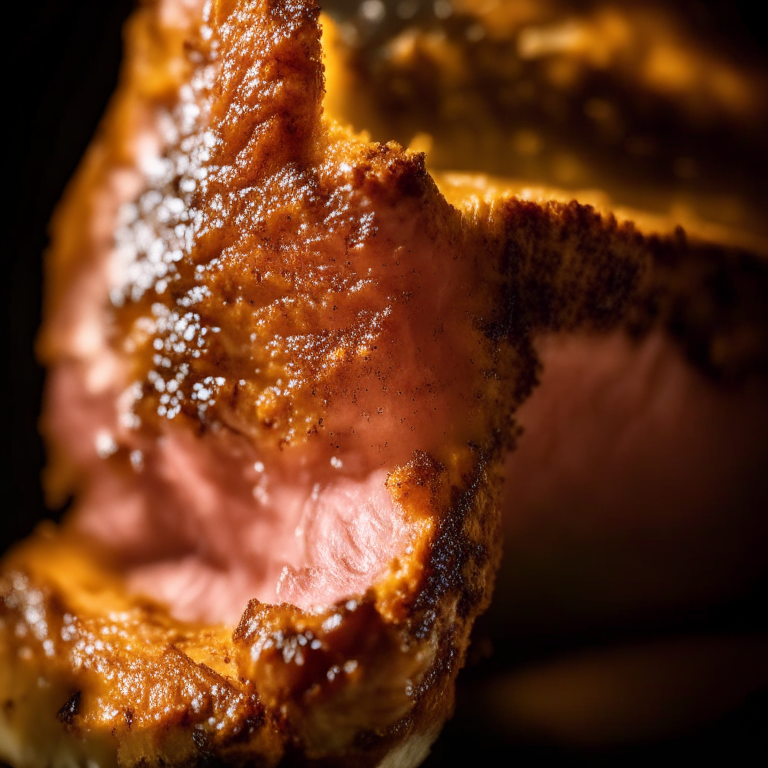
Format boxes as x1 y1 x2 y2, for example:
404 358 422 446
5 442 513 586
497 198 645 335
57 690 81 731
408 450 499 639
229 711 268 743
638 240 768 380
493 196 768 383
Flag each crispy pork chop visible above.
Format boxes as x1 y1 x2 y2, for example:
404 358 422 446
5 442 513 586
2 1 767 766
324 0 768 646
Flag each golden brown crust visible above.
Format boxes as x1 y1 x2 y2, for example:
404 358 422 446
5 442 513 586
0 445 501 766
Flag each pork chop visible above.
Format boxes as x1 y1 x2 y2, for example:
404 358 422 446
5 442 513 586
2 1 767 766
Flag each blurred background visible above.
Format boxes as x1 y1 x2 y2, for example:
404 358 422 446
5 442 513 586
6 1 768 764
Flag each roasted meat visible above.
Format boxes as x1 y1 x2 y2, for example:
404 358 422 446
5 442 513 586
328 4 768 717
2 1 767 766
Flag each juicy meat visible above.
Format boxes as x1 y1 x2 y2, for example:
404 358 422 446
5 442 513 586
2 1 767 766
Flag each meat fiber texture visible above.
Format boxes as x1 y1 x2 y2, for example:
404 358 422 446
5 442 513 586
1 1 767 767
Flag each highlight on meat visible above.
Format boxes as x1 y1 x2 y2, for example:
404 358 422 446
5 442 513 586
2 0 767 766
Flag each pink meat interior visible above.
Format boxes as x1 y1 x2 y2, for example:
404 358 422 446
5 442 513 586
47 305 415 625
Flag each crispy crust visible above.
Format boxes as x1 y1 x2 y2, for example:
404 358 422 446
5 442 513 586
1 447 503 766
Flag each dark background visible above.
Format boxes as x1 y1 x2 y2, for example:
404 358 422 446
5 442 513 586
4 1 768 765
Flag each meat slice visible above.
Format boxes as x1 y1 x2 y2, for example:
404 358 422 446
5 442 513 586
1 1 767 767
323 2 768 669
